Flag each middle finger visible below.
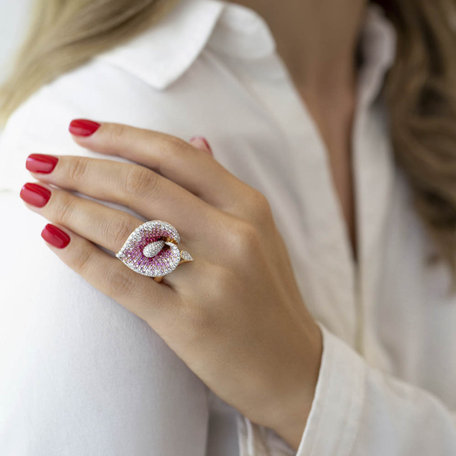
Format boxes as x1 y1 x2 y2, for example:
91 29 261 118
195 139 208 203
26 154 215 240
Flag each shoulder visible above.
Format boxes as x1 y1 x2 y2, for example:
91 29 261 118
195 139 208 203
0 0 279 193
0 59 165 189
0 0 229 190
0 0 229 139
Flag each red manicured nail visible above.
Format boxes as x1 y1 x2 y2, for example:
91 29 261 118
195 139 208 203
190 136 213 154
69 119 100 137
41 224 70 249
26 154 58 174
200 138 212 152
20 182 51 208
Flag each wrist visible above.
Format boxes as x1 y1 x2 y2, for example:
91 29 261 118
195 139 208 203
270 324 323 450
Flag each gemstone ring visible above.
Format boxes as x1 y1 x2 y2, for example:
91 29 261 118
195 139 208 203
116 220 193 282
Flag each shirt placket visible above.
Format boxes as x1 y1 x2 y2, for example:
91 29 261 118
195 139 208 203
351 6 397 356
235 53 359 346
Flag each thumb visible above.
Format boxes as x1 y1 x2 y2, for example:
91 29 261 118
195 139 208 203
189 136 213 156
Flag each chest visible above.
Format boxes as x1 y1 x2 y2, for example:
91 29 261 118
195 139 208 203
300 92 358 261
154 51 456 406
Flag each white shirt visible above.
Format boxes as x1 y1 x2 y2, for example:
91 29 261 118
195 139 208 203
1 1 456 455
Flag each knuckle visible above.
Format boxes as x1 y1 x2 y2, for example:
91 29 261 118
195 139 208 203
246 189 273 222
231 220 261 254
99 216 135 250
157 136 187 167
67 156 88 183
106 123 127 145
56 193 77 224
123 165 157 197
70 246 92 274
223 219 262 266
164 135 188 155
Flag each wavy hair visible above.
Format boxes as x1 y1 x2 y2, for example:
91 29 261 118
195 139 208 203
373 0 456 282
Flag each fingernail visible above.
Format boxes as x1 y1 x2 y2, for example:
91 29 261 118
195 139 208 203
69 119 100 137
190 136 213 154
41 224 70 248
20 182 51 208
26 154 58 174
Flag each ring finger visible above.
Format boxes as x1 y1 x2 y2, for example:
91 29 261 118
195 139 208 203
19 182 196 287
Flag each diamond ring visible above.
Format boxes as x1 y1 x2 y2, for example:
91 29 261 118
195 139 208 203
116 220 193 282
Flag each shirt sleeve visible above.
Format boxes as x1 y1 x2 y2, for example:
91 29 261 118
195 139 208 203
236 321 456 456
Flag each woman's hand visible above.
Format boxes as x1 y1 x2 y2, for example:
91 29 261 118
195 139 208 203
21 120 323 450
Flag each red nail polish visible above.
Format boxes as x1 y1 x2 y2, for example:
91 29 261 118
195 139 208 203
20 183 51 208
190 136 213 154
69 119 100 137
41 224 70 248
200 138 212 152
26 154 58 174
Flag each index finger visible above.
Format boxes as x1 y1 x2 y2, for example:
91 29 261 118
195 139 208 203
68 119 249 210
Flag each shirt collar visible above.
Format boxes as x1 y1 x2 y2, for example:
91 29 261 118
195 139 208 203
95 0 225 89
96 0 396 101
358 4 397 105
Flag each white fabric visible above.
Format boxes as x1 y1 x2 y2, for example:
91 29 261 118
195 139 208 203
1 1 456 455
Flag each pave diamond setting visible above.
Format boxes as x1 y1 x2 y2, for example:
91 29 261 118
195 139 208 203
143 240 165 258
116 220 192 278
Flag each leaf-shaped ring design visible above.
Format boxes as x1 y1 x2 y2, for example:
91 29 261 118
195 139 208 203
116 220 193 282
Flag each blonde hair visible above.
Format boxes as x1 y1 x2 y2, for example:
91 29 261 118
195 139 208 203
2 0 456 283
0 0 175 123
